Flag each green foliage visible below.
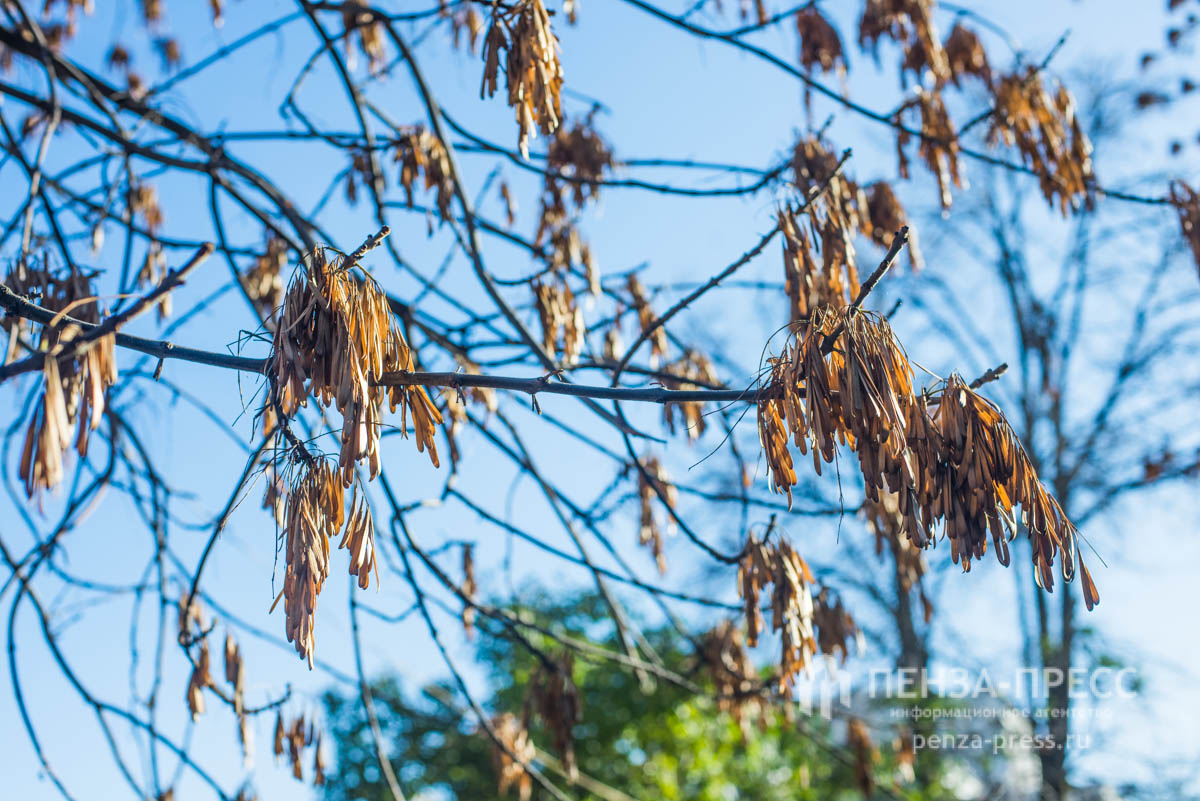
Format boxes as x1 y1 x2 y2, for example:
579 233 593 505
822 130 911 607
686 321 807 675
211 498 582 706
322 592 940 801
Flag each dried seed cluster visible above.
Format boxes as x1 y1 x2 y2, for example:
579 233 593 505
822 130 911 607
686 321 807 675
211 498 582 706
859 0 948 85
661 349 719 442
341 2 386 74
989 69 1095 214
269 247 442 486
699 620 764 736
186 638 212 721
529 655 582 781
796 7 846 77
276 460 342 667
788 138 920 291
738 534 818 690
636 455 676 574
393 125 455 223
1170 180 1200 276
896 90 963 210
943 22 992 88
865 493 933 623
757 307 1097 609
532 278 584 364
444 4 484 53
481 0 564 158
273 459 380 667
490 713 535 800
545 117 614 209
847 717 878 799
5 265 117 498
241 234 288 320
273 710 326 786
625 274 668 367
460 543 477 635
225 631 253 763
137 244 171 320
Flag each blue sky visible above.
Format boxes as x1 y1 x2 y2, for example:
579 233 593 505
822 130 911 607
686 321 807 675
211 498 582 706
1 1 1198 799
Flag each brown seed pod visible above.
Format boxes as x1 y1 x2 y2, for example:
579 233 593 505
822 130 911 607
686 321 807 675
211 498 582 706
988 70 1095 214
490 713 534 800
480 0 564 158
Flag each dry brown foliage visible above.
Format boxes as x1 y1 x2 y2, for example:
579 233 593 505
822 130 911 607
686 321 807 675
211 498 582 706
989 70 1095 214
5 264 117 498
943 22 992 88
698 620 763 736
529 654 583 782
795 6 846 77
625 274 668 367
481 0 564 158
269 247 442 486
276 460 342 667
661 349 719 442
241 235 288 321
738 533 817 691
636 454 676 574
490 712 535 800
1170 180 1200 275
393 125 455 222
532 277 584 364
757 305 1096 608
847 717 879 798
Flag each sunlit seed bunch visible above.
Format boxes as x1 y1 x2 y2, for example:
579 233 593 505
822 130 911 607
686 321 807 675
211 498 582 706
862 181 921 268
241 234 288 321
812 587 863 666
779 206 859 326
738 534 817 691
392 125 455 223
1170 181 1200 276
795 6 846 76
859 0 949 86
490 713 534 801
137 243 171 320
531 277 584 365
277 459 342 667
943 22 992 88
128 181 164 233
757 304 1097 609
545 117 615 209
341 2 386 74
636 455 675 574
698 620 764 737
444 4 484 54
661 349 719 442
274 458 381 666
534 187 593 280
5 264 118 498
339 484 378 591
896 90 963 210
529 655 582 781
273 710 326 786
459 543 477 635
989 70 1095 214
480 0 564 158
624 274 668 367
269 247 442 485
186 638 212 721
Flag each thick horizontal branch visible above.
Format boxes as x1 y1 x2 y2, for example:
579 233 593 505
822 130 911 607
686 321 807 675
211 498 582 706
1 283 763 401
0 282 266 378
378 370 761 403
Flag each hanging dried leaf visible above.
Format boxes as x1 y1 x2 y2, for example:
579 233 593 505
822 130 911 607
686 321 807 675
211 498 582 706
480 0 564 158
